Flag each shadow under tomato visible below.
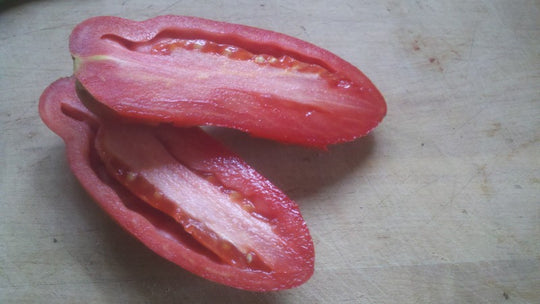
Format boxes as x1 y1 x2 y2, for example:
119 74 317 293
204 126 377 203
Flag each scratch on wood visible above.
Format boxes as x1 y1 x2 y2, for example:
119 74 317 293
485 122 502 137
506 135 540 160
0 24 71 41
476 164 492 197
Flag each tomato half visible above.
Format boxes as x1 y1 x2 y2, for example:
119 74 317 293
70 15 386 148
39 77 314 291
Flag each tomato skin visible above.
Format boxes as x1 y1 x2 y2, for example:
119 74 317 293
39 77 314 291
70 15 386 148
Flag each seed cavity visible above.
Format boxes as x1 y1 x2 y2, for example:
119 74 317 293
103 32 354 91
147 39 352 88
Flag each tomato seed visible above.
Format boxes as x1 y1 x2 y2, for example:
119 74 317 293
246 252 253 264
153 191 163 199
126 171 137 182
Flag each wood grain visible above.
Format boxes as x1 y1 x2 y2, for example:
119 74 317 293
1 1 538 303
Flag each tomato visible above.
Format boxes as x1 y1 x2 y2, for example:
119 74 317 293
39 77 314 291
70 15 386 148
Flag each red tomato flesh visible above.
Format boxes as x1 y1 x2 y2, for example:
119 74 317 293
96 122 292 271
70 16 386 148
39 78 314 291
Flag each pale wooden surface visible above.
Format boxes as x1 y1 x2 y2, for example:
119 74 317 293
1 1 539 303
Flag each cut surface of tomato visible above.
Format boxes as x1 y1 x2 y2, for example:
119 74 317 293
39 77 314 291
96 121 296 271
70 15 386 147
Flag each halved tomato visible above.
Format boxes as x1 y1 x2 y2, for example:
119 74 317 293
39 77 314 291
70 15 386 148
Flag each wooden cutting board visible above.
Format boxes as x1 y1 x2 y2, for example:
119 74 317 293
1 1 538 303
